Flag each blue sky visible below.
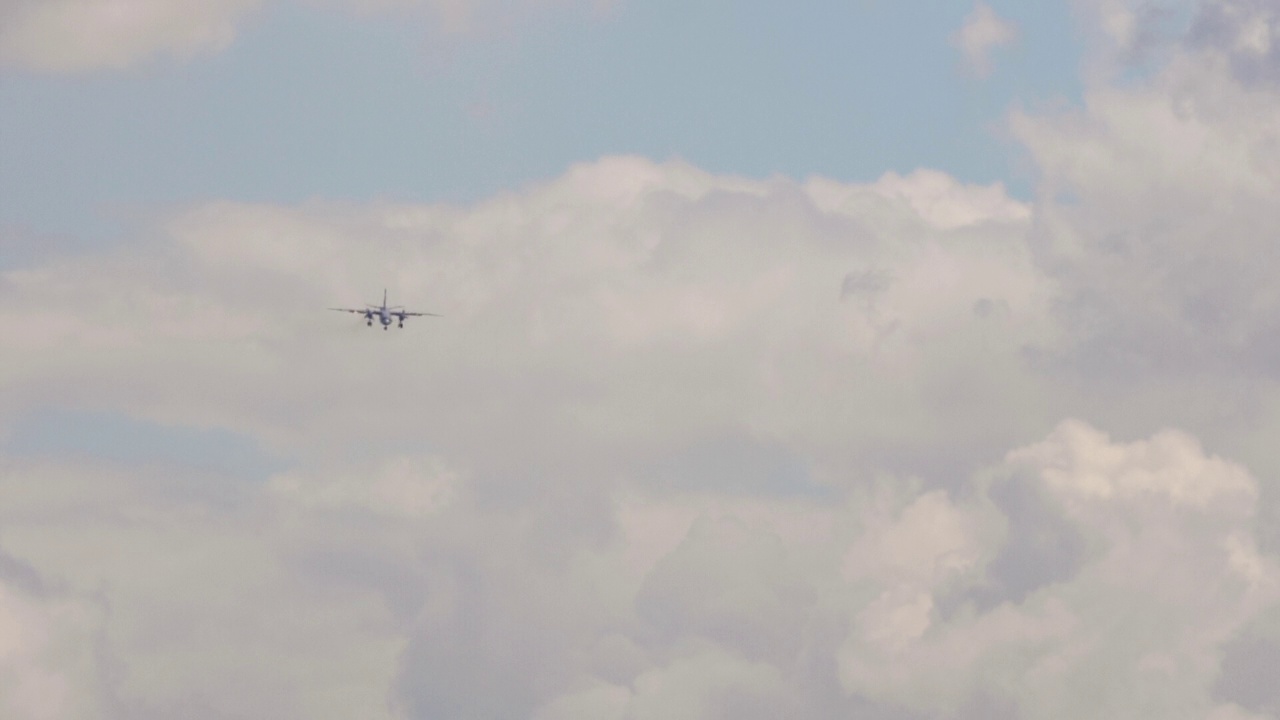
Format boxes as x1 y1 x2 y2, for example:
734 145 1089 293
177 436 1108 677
1 0 1082 243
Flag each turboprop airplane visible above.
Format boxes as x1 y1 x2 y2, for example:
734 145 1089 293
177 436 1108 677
329 290 440 329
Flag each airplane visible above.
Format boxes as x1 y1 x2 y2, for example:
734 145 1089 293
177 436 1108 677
329 290 440 330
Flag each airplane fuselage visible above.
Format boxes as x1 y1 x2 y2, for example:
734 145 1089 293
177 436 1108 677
365 307 399 328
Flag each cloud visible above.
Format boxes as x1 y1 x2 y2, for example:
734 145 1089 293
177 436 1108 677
1068 0 1194 68
378 418 1276 719
0 551 115 720
838 420 1278 719
323 0 615 36
0 157 1047 487
0 457 407 719
951 2 1018 77
268 455 459 519
0 0 611 74
1009 2 1280 406
10 8 1280 708
0 0 263 73
0 156 1050 718
2 142 1280 717
1191 0 1280 86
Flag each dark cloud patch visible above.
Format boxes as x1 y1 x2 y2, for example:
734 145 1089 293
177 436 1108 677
635 515 816 664
1027 195 1280 385
1214 618 1280 716
393 564 544 720
282 530 428 625
985 476 1088 605
639 431 823 498
0 548 48 596
392 537 611 720
1191 0 1280 87
946 470 1088 616
1118 2 1193 70
841 268 894 307
0 546 127 719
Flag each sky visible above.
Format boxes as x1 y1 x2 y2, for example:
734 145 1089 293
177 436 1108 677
1 0 1081 241
4 0 1280 719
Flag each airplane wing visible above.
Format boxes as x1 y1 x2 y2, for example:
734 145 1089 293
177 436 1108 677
328 307 370 314
397 311 442 317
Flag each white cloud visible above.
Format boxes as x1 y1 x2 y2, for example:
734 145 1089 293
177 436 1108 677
860 168 1030 230
0 156 1055 718
0 156 1048 485
951 2 1018 77
5 415 1275 718
0 0 263 73
837 420 1280 719
0 0 612 73
1006 420 1257 511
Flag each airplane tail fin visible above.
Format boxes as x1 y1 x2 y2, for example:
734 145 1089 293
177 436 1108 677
383 289 388 309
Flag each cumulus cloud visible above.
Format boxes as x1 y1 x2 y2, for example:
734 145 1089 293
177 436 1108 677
0 157 1049 488
951 2 1018 77
0 0 610 73
1010 0 1280 428
0 157 1050 717
10 3 1280 710
5 140 1280 717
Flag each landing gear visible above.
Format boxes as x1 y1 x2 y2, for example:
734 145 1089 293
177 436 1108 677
366 321 372 327
398 323 404 329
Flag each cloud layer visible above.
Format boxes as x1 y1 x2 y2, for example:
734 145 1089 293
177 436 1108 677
5 0 1280 717
0 143 1276 717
